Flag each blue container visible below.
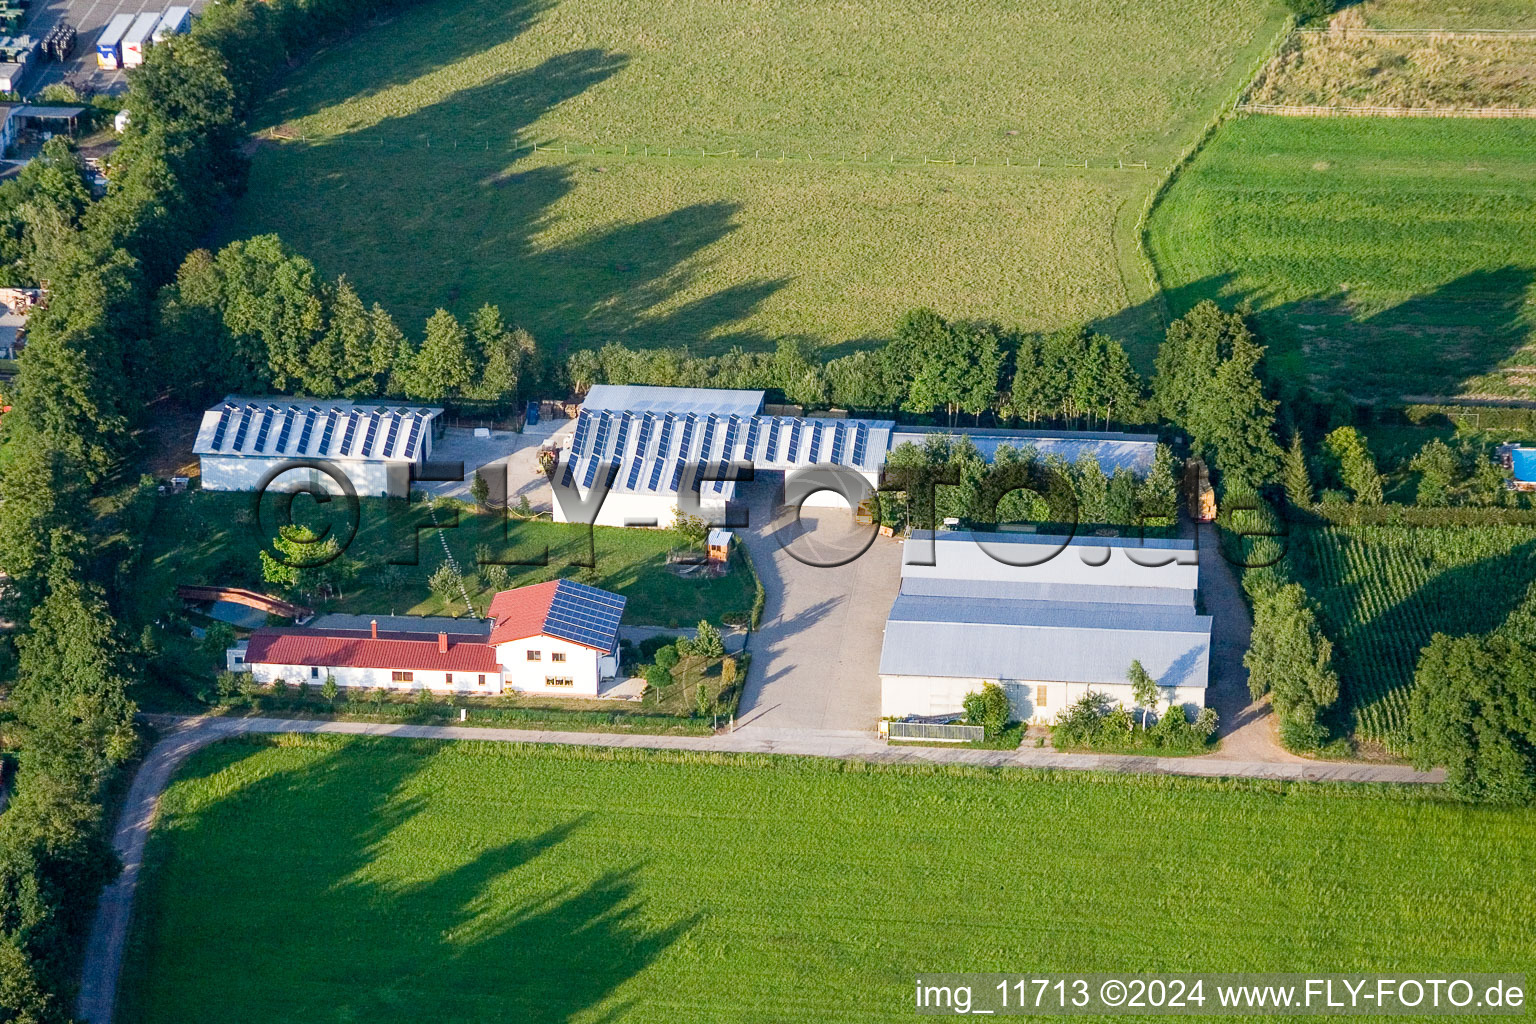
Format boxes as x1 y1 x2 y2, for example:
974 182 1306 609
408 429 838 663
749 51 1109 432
525 400 540 426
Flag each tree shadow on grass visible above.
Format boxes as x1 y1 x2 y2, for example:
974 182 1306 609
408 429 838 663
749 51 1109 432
125 738 695 1024
1097 266 1536 402
257 0 560 129
243 42 788 355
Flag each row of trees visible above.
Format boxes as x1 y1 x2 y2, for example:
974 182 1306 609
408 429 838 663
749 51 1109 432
567 309 1149 428
0 1 437 1016
157 235 537 407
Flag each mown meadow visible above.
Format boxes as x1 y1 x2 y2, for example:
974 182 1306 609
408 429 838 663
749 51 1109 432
118 736 1536 1024
224 0 1290 354
1291 524 1536 750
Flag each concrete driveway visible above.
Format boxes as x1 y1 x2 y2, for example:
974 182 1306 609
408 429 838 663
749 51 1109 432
734 481 902 737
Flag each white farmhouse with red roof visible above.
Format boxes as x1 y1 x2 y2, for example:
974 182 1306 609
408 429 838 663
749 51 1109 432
230 580 626 697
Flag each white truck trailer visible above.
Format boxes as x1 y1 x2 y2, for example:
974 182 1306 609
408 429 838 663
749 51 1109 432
95 13 134 70
153 6 192 43
121 11 160 68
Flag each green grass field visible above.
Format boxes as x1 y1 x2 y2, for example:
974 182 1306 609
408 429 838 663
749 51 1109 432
119 736 1536 1024
224 0 1289 356
1147 115 1536 401
141 492 754 626
1291 524 1536 750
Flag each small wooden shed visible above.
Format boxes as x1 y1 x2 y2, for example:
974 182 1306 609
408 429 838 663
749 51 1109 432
707 529 733 564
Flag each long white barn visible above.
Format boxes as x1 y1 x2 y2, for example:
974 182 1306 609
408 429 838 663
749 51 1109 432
194 397 443 498
553 385 893 528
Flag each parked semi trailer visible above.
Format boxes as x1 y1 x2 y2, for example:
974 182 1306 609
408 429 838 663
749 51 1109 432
153 6 191 42
121 11 160 68
95 13 134 70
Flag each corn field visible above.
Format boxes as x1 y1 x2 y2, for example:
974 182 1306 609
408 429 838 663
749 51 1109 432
1293 524 1536 750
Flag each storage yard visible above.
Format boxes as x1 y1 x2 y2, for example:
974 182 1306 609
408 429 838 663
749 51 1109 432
7 0 201 95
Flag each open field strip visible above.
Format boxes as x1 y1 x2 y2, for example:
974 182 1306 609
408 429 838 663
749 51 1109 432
1145 115 1536 401
115 733 1516 1024
226 0 1287 354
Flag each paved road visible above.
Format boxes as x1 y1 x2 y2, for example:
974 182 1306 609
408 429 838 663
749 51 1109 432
75 712 1443 1022
734 482 902 735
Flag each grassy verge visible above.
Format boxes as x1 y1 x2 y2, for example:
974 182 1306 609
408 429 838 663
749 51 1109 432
119 735 1536 1024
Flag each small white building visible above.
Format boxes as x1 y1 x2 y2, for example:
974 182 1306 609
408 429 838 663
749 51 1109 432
233 580 625 697
880 531 1211 723
193 397 443 498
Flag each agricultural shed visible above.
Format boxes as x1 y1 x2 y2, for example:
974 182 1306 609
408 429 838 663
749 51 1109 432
880 531 1209 722
554 385 893 527
193 396 443 498
888 427 1158 475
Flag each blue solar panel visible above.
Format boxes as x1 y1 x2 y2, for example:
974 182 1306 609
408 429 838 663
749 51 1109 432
318 410 340 454
274 408 298 452
583 413 614 488
339 413 360 456
402 414 424 459
830 422 846 464
851 422 868 465
570 411 594 456
695 417 717 490
295 408 319 453
209 405 234 450
787 420 803 463
231 407 254 451
360 412 382 456
765 419 781 462
542 580 627 650
625 414 654 490
253 406 278 451
807 422 822 464
611 413 632 466
742 418 761 462
647 416 675 491
669 416 696 492
714 416 739 494
382 411 402 456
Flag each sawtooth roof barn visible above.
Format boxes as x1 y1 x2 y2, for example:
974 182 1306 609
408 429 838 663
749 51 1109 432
553 385 894 527
193 397 443 498
880 531 1211 724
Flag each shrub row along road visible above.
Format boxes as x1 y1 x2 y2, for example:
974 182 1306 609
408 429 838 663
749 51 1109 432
78 712 1441 1021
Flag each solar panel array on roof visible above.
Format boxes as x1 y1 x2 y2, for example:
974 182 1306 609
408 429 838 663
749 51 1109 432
193 399 443 462
543 580 627 650
560 406 895 500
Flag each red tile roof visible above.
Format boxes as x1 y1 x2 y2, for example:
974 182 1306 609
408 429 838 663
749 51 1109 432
245 628 501 673
486 579 626 650
487 580 561 645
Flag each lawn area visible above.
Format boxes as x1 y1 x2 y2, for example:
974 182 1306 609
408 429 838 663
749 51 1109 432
1146 115 1536 401
1290 524 1536 751
120 736 1536 1024
140 491 754 627
223 0 1289 355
